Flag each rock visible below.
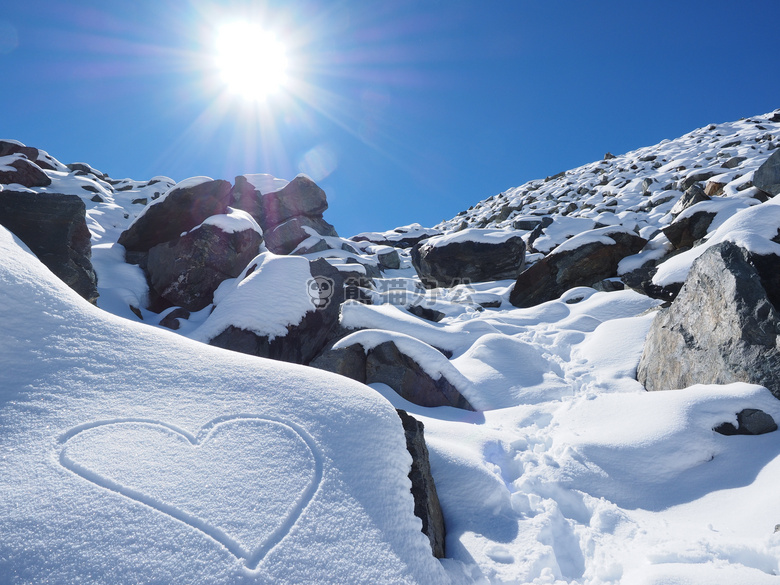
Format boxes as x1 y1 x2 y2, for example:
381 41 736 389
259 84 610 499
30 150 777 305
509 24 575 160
366 341 474 410
257 175 328 232
309 344 367 382
411 230 526 288
754 150 780 197
721 156 746 169
704 181 725 197
670 185 710 216
117 179 233 253
396 409 446 558
146 223 263 311
264 215 338 255
637 241 780 398
510 227 646 308
158 308 191 331
0 140 57 171
662 211 717 249
512 216 552 231
713 408 777 436
377 248 401 270
209 259 345 365
0 191 98 303
407 305 445 322
0 156 52 188
679 171 720 192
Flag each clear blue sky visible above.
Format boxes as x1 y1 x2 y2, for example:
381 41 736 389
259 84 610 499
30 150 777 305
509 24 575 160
2 0 779 237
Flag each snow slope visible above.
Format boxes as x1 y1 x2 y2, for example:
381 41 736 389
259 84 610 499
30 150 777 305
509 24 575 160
0 227 447 585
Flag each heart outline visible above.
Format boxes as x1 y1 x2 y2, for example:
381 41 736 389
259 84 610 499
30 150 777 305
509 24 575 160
58 414 323 570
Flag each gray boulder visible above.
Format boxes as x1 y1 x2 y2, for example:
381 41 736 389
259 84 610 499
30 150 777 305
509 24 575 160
637 241 780 398
670 185 710 216
411 231 526 288
257 175 328 232
146 223 263 311
0 191 97 303
0 141 57 171
264 215 338 255
311 339 474 410
396 409 446 558
510 227 646 308
0 156 52 188
118 179 233 253
754 150 780 197
662 210 716 249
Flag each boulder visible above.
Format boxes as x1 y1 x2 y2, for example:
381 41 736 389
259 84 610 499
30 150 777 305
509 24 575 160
209 259 344 365
377 248 401 270
0 156 52 188
117 179 233 253
366 341 474 410
662 210 717 249
264 215 338 255
0 140 57 171
396 409 446 558
146 223 263 311
510 227 646 308
0 191 97 303
311 338 473 410
713 408 777 436
754 150 780 197
670 185 710 216
257 175 328 232
411 229 526 288
637 241 780 398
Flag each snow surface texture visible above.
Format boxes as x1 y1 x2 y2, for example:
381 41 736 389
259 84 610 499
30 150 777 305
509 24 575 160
4 110 780 584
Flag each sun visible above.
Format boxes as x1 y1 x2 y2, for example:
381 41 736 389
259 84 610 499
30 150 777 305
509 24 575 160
215 23 289 101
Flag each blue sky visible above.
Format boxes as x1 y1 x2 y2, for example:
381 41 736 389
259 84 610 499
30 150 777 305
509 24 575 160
2 0 779 237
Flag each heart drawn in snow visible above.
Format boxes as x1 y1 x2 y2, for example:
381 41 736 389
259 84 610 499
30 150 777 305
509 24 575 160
59 415 322 569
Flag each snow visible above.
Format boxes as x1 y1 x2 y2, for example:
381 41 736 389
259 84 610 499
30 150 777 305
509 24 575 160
191 207 263 235
422 228 523 248
0 226 447 585
242 173 288 194
549 225 638 256
191 253 315 343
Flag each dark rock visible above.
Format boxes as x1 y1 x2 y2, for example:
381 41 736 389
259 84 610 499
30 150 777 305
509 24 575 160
294 238 332 255
0 191 98 303
592 278 625 292
407 305 446 322
309 343 367 382
366 341 474 410
158 308 191 331
117 179 233 253
411 232 526 288
258 175 328 232
90 195 104 203
209 259 344 365
714 409 777 436
754 150 780 196
670 185 710 216
396 409 446 559
0 141 56 171
264 215 338 255
510 227 646 308
637 241 780 398
0 156 52 188
146 223 263 311
679 171 719 191
662 211 717 249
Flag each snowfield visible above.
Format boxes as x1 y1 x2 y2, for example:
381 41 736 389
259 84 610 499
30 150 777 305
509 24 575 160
3 110 780 584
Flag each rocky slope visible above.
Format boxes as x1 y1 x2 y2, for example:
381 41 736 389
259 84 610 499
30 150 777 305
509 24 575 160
3 110 780 584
